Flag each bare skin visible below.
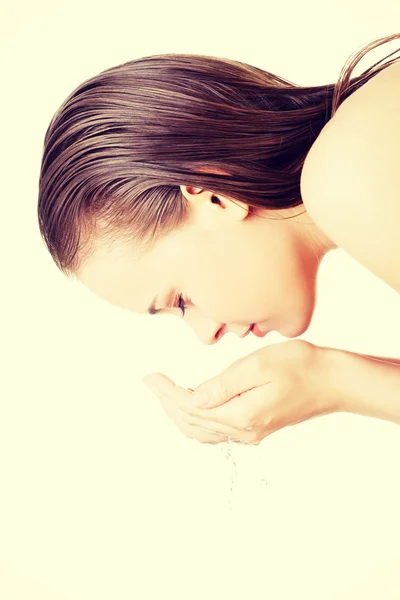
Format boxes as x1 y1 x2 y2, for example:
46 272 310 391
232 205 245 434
77 61 400 340
76 60 400 444
77 193 337 343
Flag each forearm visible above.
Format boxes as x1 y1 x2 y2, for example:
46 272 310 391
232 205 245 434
321 347 400 424
358 353 400 366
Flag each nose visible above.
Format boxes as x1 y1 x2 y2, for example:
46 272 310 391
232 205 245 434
188 320 249 345
190 323 223 345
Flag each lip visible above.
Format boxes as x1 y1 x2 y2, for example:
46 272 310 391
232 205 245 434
239 327 252 338
251 323 267 338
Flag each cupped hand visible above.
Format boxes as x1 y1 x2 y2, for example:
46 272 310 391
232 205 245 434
142 340 337 445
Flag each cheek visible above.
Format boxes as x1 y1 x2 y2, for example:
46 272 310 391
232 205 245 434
190 236 311 321
197 268 271 323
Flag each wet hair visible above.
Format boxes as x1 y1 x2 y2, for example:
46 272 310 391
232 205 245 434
38 33 400 278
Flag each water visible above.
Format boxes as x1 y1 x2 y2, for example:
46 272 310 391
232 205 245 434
188 388 269 510
219 437 237 510
219 436 269 511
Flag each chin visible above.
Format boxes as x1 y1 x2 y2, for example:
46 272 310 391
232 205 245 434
278 313 311 339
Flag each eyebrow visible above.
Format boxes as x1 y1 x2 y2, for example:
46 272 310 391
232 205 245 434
147 296 160 315
147 290 176 315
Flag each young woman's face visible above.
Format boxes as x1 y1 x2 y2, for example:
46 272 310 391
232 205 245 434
76 185 336 344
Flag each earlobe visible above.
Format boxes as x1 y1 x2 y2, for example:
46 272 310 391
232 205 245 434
224 196 250 220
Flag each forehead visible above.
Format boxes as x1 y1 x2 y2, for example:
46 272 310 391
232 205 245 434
76 240 139 306
76 232 180 313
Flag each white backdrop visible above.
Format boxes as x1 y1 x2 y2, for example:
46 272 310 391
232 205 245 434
1 2 400 599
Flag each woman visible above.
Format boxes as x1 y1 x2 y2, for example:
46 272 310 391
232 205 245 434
38 34 400 446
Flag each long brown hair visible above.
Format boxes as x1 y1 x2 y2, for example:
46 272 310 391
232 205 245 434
38 33 400 278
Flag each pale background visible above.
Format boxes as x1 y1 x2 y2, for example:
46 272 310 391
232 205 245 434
1 2 400 599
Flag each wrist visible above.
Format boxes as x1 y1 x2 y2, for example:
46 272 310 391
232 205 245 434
316 346 354 415
312 345 346 415
316 345 400 423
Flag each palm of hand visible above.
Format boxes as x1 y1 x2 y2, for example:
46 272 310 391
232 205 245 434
143 340 332 445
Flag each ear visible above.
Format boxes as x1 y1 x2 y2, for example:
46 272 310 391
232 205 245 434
179 184 204 197
179 165 229 199
179 184 250 222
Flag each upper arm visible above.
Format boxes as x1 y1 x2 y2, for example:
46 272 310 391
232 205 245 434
300 77 400 294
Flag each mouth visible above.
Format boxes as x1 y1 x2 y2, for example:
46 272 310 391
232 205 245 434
239 323 269 339
250 323 267 338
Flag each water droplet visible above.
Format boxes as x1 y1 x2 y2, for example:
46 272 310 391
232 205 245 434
219 438 237 510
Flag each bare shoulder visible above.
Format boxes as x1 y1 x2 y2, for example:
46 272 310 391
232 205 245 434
300 60 400 293
302 59 400 188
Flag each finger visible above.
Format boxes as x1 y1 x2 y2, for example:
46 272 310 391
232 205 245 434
188 422 259 446
142 372 193 410
161 401 254 445
157 387 256 440
143 373 245 433
165 395 270 445
143 373 263 444
193 424 259 446
191 355 270 409
160 401 222 444
151 381 260 444
182 404 257 438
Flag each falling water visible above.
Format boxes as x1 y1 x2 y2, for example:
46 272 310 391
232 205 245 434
219 435 269 511
188 389 269 510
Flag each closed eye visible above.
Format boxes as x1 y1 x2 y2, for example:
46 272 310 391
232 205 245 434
173 294 191 317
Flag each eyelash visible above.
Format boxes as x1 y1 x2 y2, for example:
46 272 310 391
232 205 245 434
174 294 190 317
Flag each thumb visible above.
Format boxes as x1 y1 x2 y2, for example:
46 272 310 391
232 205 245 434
192 371 244 409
